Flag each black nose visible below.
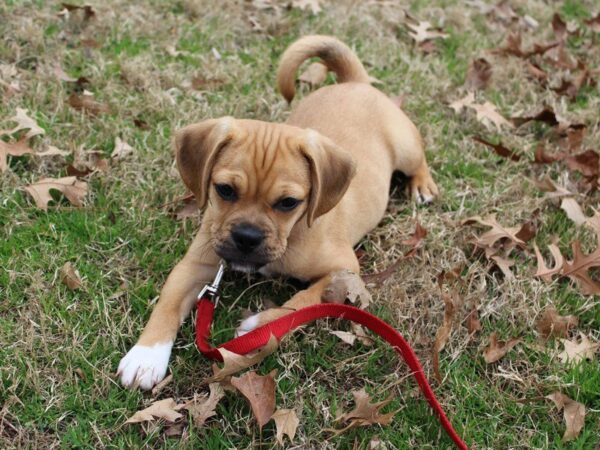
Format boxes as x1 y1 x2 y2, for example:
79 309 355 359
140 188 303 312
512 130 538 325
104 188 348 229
231 224 264 254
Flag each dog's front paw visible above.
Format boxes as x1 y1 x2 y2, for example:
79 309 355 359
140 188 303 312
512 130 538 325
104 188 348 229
410 167 439 204
117 342 173 390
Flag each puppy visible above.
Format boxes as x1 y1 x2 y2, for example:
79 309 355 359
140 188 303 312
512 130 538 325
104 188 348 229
118 35 438 389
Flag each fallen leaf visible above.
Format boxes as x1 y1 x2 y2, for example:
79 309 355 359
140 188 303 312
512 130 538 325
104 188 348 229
111 137 134 159
560 198 587 226
492 32 558 58
483 332 521 363
512 107 560 127
24 176 88 210
462 215 526 251
491 255 515 279
182 383 224 427
125 398 183 424
524 61 548 85
291 0 321 14
209 334 278 381
465 308 482 334
407 21 448 43
322 269 371 308
298 62 328 86
230 370 276 429
558 333 599 364
545 392 586 441
472 136 520 161
330 330 357 346
536 306 578 340
551 13 568 42
449 92 475 114
533 241 565 282
432 291 456 383
584 13 600 33
334 388 395 433
464 58 492 90
471 101 513 130
68 93 109 115
0 136 34 172
7 108 45 139
533 144 564 164
545 44 578 70
61 262 82 290
271 409 299 445
36 146 70 157
60 3 96 21
350 322 374 346
565 150 599 180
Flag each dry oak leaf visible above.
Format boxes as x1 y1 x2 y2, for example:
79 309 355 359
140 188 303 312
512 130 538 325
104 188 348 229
5 108 45 139
68 93 109 115
432 291 456 383
533 241 564 282
291 0 321 14
471 101 513 130
449 92 475 113
560 198 586 226
182 383 224 427
565 150 599 180
230 370 276 429
209 334 278 381
464 58 492 91
330 330 358 346
465 308 482 335
558 333 599 364
125 398 183 424
111 137 134 159
0 136 34 172
61 262 82 290
472 136 520 161
483 332 521 363
271 409 299 445
491 255 515 279
299 62 328 86
536 306 578 340
407 21 448 43
24 176 88 210
322 269 371 308
545 392 586 441
462 215 526 250
333 388 395 434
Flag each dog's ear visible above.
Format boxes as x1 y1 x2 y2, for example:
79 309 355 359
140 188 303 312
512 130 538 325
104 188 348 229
300 130 356 227
174 117 234 208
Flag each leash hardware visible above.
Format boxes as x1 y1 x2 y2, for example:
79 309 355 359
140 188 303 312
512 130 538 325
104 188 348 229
197 262 225 307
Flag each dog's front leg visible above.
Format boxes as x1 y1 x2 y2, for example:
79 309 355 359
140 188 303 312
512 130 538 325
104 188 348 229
118 229 218 390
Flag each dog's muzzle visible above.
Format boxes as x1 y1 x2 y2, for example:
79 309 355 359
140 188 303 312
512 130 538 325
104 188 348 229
215 223 271 270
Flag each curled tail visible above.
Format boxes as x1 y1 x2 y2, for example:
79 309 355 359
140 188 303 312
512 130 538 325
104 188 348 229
276 35 370 103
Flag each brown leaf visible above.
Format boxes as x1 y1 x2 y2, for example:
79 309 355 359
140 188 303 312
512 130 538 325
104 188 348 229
350 323 374 346
432 292 456 383
483 332 521 363
545 392 586 441
125 398 183 424
60 3 96 21
298 62 328 86
471 101 513 130
533 144 565 164
36 146 70 157
524 61 548 85
61 262 82 290
335 388 395 433
291 0 321 14
465 308 482 335
464 58 492 90
0 136 34 172
407 20 448 43
491 32 557 58
565 150 599 180
330 330 357 346
182 383 224 427
24 176 88 210
6 108 45 139
111 137 134 159
271 409 299 445
557 124 586 153
560 197 586 226
551 13 568 42
449 92 475 113
545 44 578 70
533 241 565 282
230 371 276 429
462 215 526 251
472 136 520 161
512 107 559 127
491 255 515 279
209 334 278 381
322 270 371 308
584 13 600 32
536 306 578 340
558 333 599 364
68 93 109 115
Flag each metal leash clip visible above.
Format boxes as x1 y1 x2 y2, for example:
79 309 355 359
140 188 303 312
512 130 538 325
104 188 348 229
196 262 225 307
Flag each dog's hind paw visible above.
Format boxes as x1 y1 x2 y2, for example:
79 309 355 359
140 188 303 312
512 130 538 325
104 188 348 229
410 166 439 204
117 342 172 390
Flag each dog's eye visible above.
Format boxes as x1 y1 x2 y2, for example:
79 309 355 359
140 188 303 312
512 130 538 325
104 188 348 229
274 197 300 212
215 184 237 201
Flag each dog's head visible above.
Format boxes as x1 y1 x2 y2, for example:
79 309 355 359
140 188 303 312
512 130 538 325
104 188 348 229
174 117 355 271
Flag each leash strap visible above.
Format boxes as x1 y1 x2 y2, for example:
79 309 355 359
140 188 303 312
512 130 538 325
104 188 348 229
195 298 468 450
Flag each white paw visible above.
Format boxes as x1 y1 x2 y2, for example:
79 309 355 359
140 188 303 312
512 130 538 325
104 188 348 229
416 191 434 205
117 342 173 390
235 314 259 337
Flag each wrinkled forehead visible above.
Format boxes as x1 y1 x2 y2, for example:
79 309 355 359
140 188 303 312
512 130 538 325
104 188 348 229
211 125 310 198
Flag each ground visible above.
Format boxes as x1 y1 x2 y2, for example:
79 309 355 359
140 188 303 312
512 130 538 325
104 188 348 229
1 0 599 448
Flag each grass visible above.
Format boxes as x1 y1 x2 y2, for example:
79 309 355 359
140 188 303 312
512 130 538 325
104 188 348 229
1 0 599 448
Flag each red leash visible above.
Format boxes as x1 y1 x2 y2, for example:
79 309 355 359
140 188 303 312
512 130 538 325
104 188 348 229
195 273 468 449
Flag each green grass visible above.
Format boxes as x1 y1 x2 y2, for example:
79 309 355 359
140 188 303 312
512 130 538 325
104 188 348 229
1 0 599 448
